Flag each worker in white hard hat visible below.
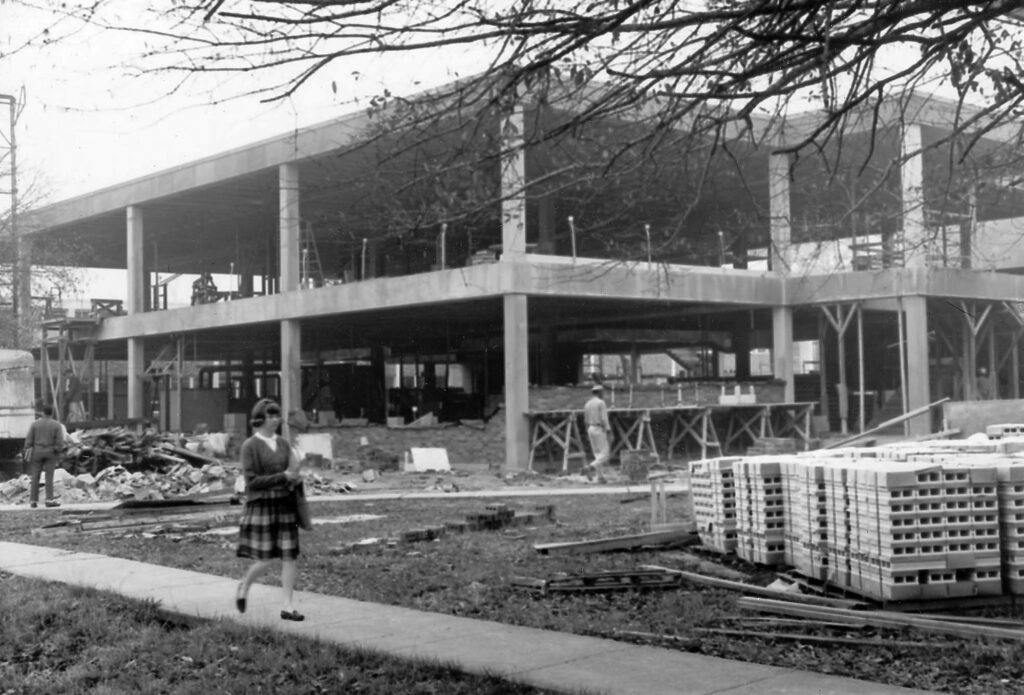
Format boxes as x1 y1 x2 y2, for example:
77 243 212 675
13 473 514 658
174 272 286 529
583 384 612 483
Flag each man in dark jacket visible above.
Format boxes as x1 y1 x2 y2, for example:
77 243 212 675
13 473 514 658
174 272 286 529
24 404 64 508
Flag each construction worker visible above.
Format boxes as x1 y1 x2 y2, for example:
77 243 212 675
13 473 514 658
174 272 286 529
976 367 994 400
583 384 612 483
24 404 64 509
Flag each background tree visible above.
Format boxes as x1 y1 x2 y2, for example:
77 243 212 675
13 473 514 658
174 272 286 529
0 94 83 349
16 1 1024 269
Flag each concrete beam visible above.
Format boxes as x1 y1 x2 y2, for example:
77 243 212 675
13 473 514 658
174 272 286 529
93 259 785 341
787 267 1024 304
24 113 367 232
779 91 1024 149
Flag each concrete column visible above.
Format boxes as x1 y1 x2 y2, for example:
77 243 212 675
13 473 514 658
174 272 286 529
126 206 145 315
537 197 556 254
503 294 529 471
279 163 301 292
500 101 527 259
901 123 928 268
106 370 116 419
768 150 793 273
733 314 752 380
903 296 931 436
1012 332 1021 400
127 337 144 419
772 306 795 402
15 235 30 348
281 319 301 439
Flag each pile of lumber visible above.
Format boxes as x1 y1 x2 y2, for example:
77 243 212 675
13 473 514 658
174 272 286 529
63 427 222 474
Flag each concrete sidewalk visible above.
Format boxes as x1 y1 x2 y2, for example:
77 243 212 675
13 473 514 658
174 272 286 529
0 541 934 695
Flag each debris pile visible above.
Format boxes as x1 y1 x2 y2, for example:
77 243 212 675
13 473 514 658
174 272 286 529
2 424 355 505
332 502 554 553
63 427 227 474
0 462 234 505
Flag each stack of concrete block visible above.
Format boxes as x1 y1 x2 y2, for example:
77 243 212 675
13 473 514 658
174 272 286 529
733 457 787 565
980 461 1024 595
782 459 830 581
692 444 1023 602
689 457 738 553
987 423 1024 439
834 461 1002 601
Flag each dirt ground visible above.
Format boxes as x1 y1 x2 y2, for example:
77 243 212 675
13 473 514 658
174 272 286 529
307 460 662 495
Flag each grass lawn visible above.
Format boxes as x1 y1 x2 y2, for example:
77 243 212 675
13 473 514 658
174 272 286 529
0 572 564 694
4 490 1024 694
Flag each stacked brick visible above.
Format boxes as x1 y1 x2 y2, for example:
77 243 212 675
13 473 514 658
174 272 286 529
690 436 1024 602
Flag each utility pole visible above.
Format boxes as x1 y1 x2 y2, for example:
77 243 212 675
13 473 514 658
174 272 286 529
0 92 22 347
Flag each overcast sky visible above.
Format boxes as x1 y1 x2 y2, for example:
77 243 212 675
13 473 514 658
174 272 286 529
4 3 480 306
5 3 474 203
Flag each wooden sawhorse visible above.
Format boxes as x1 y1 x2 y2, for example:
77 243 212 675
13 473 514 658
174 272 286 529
666 406 721 460
526 410 587 473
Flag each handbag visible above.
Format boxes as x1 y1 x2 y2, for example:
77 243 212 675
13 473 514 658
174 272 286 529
292 481 314 531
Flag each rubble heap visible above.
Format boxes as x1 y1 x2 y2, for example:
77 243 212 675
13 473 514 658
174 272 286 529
1 421 355 505
62 427 230 474
1 461 354 506
0 461 233 505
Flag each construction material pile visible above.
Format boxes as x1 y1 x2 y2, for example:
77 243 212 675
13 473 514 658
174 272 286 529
691 425 1024 602
1 424 355 505
0 461 353 506
62 427 231 474
0 461 234 505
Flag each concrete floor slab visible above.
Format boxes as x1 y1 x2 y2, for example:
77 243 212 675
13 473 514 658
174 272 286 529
0 541 935 695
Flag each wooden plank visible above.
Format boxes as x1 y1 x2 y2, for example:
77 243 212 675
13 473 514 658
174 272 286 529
611 629 702 648
912 428 960 441
738 596 1024 642
510 576 549 596
691 627 950 649
533 528 696 554
640 564 867 609
725 617 869 630
162 444 221 466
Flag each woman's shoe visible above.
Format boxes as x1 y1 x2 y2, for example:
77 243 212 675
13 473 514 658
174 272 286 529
280 609 305 622
235 584 246 613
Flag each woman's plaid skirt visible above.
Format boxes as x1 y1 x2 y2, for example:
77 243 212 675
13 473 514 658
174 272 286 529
236 489 300 560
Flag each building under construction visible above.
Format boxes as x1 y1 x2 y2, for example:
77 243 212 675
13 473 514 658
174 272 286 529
21 83 1024 470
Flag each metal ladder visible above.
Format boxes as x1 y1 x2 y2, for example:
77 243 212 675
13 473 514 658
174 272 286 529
300 222 324 288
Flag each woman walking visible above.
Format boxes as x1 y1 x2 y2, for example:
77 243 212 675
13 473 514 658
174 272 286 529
234 398 305 621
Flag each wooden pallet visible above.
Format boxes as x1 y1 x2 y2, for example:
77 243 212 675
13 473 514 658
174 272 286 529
512 570 682 595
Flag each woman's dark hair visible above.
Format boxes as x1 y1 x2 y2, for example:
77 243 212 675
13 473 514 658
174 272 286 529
250 398 281 428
